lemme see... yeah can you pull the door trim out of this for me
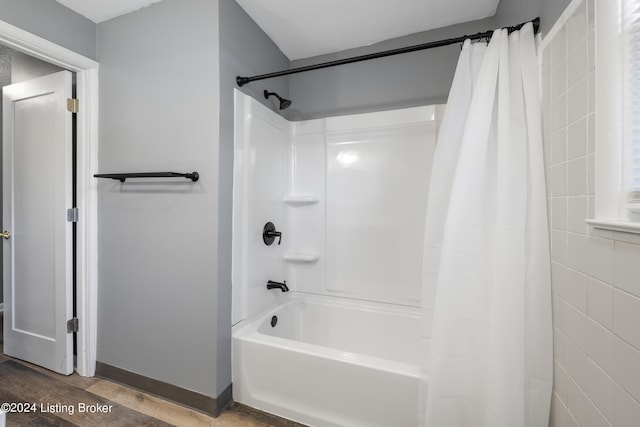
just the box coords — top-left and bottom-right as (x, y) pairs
(0, 20), (98, 376)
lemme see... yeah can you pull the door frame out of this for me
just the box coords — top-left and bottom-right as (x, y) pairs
(0, 20), (98, 376)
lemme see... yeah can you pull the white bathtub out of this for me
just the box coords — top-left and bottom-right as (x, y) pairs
(232, 293), (421, 427)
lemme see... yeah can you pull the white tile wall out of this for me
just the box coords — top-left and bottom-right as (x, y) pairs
(542, 0), (640, 425)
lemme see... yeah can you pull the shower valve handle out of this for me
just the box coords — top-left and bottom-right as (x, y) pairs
(263, 222), (282, 245)
(265, 230), (282, 245)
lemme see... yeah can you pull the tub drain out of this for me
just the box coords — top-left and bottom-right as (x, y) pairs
(270, 315), (278, 327)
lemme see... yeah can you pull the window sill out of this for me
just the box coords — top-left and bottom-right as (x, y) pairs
(585, 219), (640, 234)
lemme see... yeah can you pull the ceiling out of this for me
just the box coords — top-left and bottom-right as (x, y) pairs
(55, 0), (164, 23)
(56, 0), (501, 60)
(234, 0), (500, 60)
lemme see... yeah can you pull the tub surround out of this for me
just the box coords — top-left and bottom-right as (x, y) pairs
(232, 90), (442, 325)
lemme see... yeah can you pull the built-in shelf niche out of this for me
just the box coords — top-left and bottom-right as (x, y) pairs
(283, 251), (320, 262)
(283, 195), (320, 206)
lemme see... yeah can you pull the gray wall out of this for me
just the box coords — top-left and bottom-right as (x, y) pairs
(96, 0), (221, 398)
(0, 0), (96, 60)
(495, 0), (570, 34)
(286, 0), (567, 121)
(217, 0), (289, 394)
(10, 50), (64, 83)
(495, 0), (544, 29)
(288, 17), (496, 120)
(219, 0), (289, 117)
(0, 46), (10, 86)
(540, 0), (572, 33)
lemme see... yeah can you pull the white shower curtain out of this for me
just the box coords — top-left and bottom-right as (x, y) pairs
(421, 22), (552, 427)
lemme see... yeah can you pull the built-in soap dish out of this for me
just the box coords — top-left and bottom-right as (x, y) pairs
(283, 195), (320, 206)
(283, 251), (320, 263)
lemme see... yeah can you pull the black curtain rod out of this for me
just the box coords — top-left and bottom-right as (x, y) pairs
(237, 17), (540, 87)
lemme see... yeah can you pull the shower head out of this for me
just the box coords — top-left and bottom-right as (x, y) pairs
(264, 90), (292, 110)
(279, 97), (292, 110)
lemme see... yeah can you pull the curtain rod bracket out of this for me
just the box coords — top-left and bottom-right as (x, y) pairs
(236, 76), (250, 87)
(532, 17), (540, 34)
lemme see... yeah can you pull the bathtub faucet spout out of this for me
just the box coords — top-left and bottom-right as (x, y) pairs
(267, 280), (289, 292)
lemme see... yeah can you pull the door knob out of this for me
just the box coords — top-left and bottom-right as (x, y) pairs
(1, 230), (10, 239)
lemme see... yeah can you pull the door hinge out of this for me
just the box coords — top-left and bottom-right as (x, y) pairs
(66, 318), (79, 333)
(67, 207), (79, 223)
(67, 98), (79, 113)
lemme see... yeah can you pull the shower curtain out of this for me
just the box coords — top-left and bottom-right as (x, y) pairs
(421, 22), (552, 427)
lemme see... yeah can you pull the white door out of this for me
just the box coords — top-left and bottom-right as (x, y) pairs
(2, 70), (74, 375)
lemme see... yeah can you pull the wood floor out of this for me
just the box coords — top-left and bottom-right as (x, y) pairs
(0, 316), (306, 427)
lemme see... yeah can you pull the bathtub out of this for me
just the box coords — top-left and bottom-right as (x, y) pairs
(232, 292), (421, 427)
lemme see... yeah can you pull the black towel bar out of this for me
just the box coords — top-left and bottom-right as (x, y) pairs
(94, 171), (199, 182)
